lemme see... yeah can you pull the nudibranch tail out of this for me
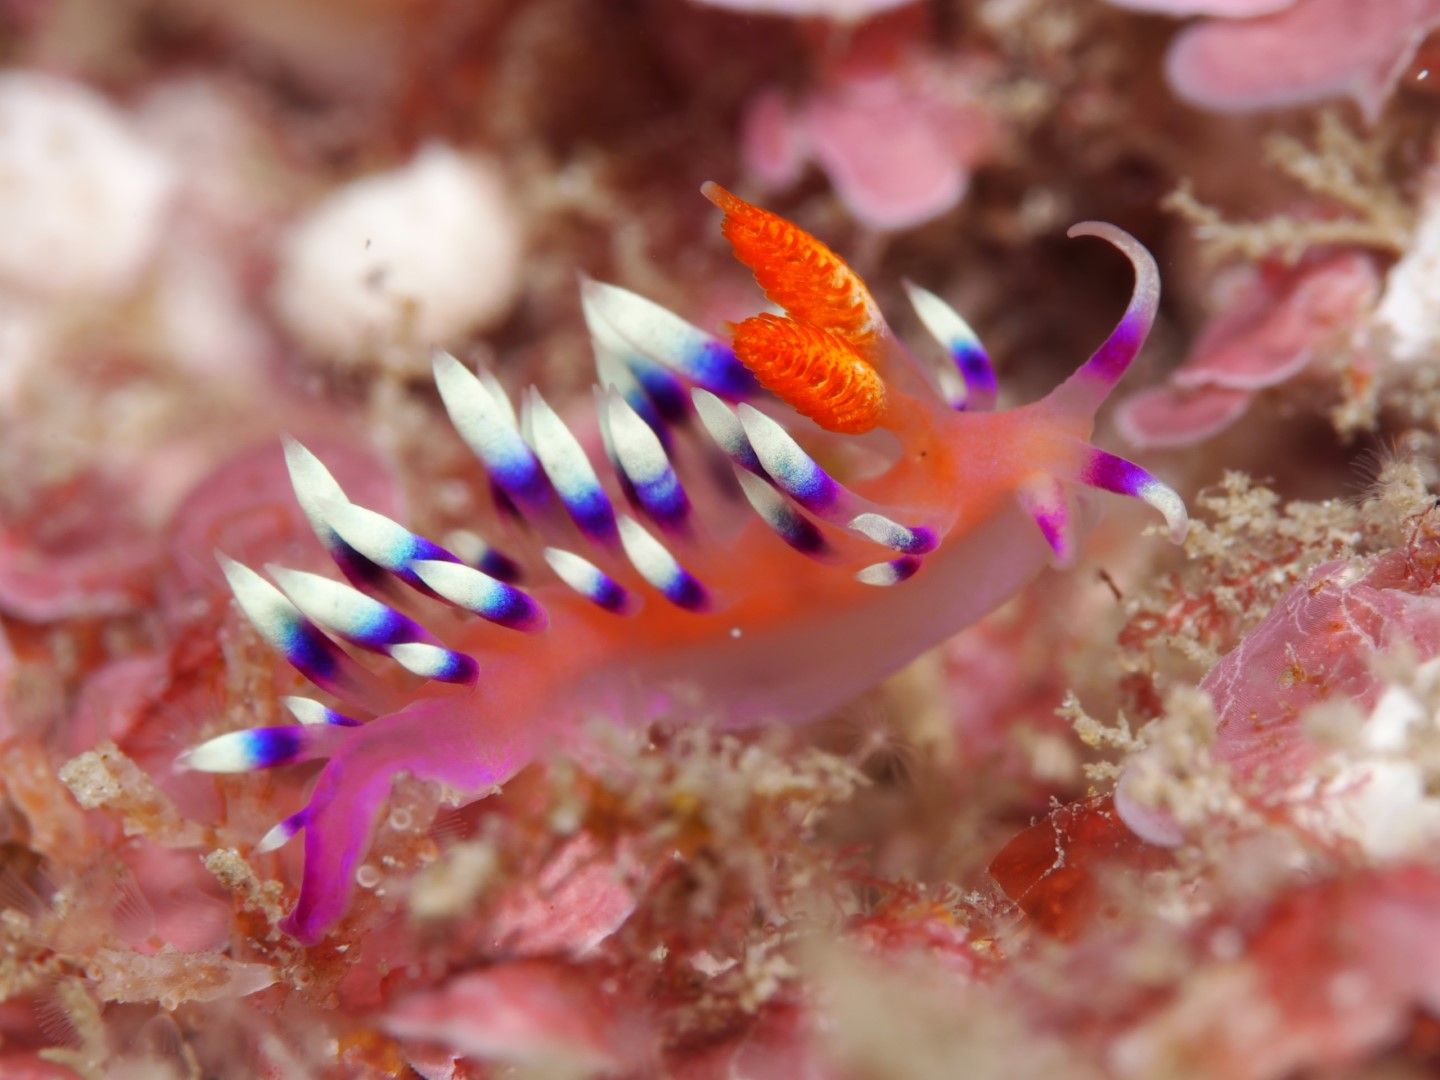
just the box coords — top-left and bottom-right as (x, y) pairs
(276, 698), (528, 943)
(1046, 221), (1161, 422)
(730, 313), (888, 435)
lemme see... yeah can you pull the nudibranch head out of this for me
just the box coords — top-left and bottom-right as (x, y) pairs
(180, 183), (1187, 944)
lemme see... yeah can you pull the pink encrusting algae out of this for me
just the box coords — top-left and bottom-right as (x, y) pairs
(1105, 0), (1440, 121)
(178, 184), (1186, 943)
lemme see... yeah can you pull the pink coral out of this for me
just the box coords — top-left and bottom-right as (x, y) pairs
(384, 961), (655, 1072)
(740, 13), (998, 230)
(1116, 252), (1379, 448)
(1206, 546), (1440, 785)
(0, 473), (158, 623)
(1111, 0), (1440, 121)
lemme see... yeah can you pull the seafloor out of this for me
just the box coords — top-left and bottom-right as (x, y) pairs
(5, 1), (1440, 1077)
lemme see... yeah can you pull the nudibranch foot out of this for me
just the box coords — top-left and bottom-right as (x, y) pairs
(181, 184), (1187, 942)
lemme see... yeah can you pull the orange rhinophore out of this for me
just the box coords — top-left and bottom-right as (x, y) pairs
(702, 181), (881, 346)
(731, 313), (888, 434)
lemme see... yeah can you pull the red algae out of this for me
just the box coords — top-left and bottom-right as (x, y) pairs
(990, 796), (1170, 939)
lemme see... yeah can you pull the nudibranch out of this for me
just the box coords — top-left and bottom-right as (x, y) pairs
(180, 184), (1186, 942)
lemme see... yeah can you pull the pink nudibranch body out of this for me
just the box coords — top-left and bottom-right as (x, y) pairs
(181, 186), (1186, 942)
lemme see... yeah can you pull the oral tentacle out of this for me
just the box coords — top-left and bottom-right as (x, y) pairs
(1047, 222), (1161, 421)
(1062, 440), (1189, 543)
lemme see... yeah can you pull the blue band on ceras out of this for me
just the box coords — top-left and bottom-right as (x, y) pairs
(521, 388), (618, 543)
(543, 547), (634, 613)
(581, 283), (677, 441)
(904, 282), (997, 412)
(595, 349), (669, 447)
(443, 528), (523, 584)
(442, 528), (522, 583)
(845, 513), (937, 556)
(284, 696), (362, 727)
(255, 810), (307, 854)
(218, 555), (354, 693)
(411, 559), (548, 632)
(270, 566), (427, 652)
(388, 642), (479, 684)
(627, 354), (691, 422)
(599, 390), (690, 532)
(736, 405), (846, 516)
(581, 279), (758, 401)
(180, 724), (308, 772)
(433, 351), (549, 510)
(736, 471), (828, 557)
(855, 556), (922, 587)
(692, 389), (764, 477)
(315, 499), (463, 595)
(282, 438), (387, 587)
(616, 515), (707, 611)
